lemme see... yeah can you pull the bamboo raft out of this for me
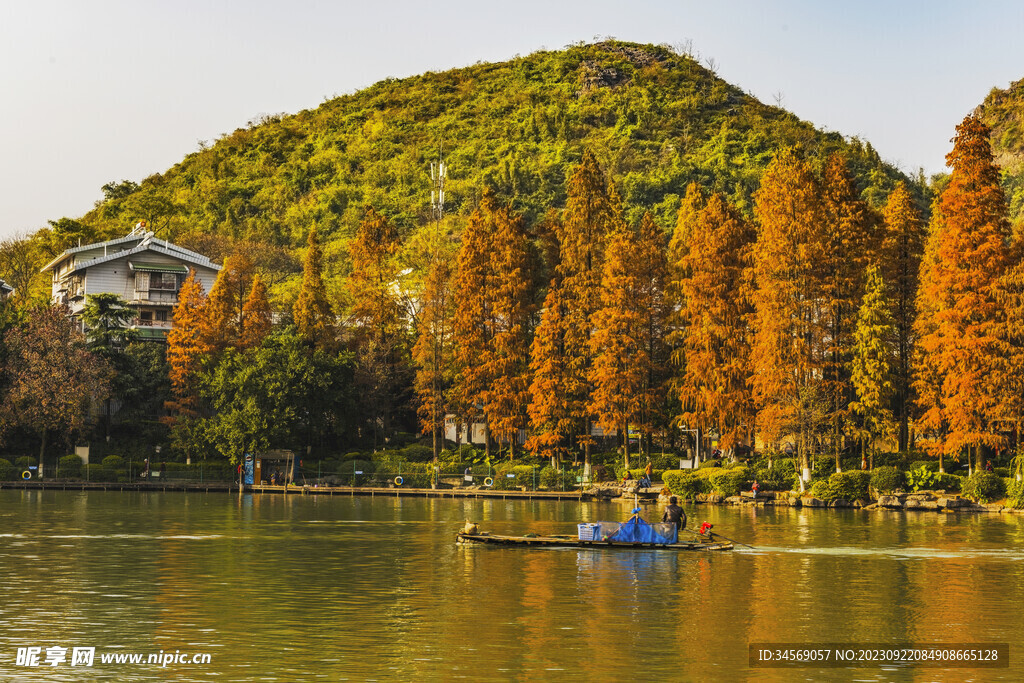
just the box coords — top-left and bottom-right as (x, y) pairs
(456, 532), (734, 551)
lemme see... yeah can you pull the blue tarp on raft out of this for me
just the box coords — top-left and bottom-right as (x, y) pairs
(608, 516), (677, 544)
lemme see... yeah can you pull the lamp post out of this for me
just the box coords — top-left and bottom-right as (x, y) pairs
(680, 427), (700, 468)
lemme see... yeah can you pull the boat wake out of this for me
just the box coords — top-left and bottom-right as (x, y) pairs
(741, 546), (1024, 560)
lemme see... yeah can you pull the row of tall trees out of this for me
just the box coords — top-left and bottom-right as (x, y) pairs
(398, 115), (1024, 481)
(4, 114), (1018, 477)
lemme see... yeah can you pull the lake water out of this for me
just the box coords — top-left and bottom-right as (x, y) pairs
(1, 489), (1023, 681)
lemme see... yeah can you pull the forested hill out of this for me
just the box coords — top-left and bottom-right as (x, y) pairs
(977, 77), (1024, 220)
(64, 41), (908, 292)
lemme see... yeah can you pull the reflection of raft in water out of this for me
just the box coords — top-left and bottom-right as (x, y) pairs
(457, 514), (734, 551)
(456, 532), (733, 551)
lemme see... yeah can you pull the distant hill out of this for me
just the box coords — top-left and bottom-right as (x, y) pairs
(67, 41), (910, 287)
(976, 78), (1024, 220)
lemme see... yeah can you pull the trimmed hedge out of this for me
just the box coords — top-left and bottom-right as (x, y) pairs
(58, 455), (83, 477)
(961, 473), (1006, 503)
(102, 455), (126, 468)
(870, 466), (904, 495)
(0, 458), (14, 481)
(662, 470), (708, 499)
(703, 466), (750, 497)
(809, 471), (871, 502)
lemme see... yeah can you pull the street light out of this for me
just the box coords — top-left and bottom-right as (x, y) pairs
(679, 427), (700, 468)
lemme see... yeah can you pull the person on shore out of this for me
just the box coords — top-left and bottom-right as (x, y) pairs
(142, 459), (150, 480)
(622, 470), (632, 486)
(641, 461), (653, 488)
(986, 461), (994, 473)
(751, 479), (759, 499)
(662, 496), (687, 540)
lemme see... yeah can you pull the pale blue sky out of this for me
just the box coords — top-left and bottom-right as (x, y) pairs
(2, 0), (1023, 239)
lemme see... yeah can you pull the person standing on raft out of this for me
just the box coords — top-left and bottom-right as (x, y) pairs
(662, 496), (687, 534)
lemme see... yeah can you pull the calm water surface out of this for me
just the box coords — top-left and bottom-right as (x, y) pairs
(1, 490), (1023, 681)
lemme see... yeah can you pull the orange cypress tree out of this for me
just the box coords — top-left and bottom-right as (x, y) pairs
(527, 280), (573, 464)
(165, 269), (209, 417)
(676, 194), (755, 457)
(820, 153), (876, 470)
(412, 258), (455, 461)
(451, 196), (497, 456)
(751, 148), (829, 486)
(484, 204), (535, 458)
(556, 150), (614, 470)
(666, 183), (706, 450)
(995, 252), (1024, 464)
(634, 212), (670, 454)
(293, 226), (335, 349)
(880, 181), (925, 452)
(204, 252), (256, 352)
(348, 206), (407, 447)
(589, 221), (646, 469)
(239, 274), (272, 350)
(914, 115), (1012, 471)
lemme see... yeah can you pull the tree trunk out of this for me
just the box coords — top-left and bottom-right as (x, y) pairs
(623, 422), (631, 472)
(38, 430), (47, 481)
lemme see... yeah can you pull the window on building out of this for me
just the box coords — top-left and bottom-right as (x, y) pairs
(150, 273), (178, 290)
(156, 310), (168, 322)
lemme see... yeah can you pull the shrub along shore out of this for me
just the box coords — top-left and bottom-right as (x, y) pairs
(657, 452), (1024, 512)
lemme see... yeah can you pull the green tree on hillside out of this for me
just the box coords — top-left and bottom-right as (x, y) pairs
(849, 266), (895, 469)
(293, 227), (335, 349)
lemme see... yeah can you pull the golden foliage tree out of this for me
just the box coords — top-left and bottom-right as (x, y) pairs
(589, 211), (669, 468)
(820, 154), (876, 470)
(527, 281), (573, 464)
(164, 270), (209, 456)
(204, 252), (256, 352)
(751, 148), (829, 486)
(239, 274), (272, 350)
(451, 197), (497, 455)
(553, 150), (615, 470)
(348, 206), (407, 447)
(914, 115), (1013, 471)
(880, 181), (925, 452)
(451, 193), (534, 458)
(413, 258), (455, 461)
(589, 222), (646, 469)
(674, 194), (755, 458)
(484, 203), (535, 457)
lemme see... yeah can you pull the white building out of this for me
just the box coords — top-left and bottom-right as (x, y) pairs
(40, 226), (220, 340)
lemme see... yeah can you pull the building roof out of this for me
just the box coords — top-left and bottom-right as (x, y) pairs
(0, 279), (12, 294)
(40, 231), (221, 275)
(129, 261), (190, 274)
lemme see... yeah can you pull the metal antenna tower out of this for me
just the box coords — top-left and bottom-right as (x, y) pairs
(430, 149), (446, 226)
